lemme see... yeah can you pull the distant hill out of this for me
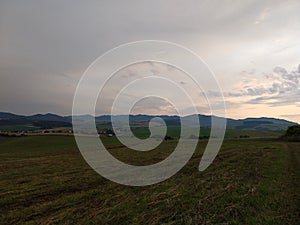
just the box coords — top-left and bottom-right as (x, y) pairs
(27, 113), (66, 121)
(0, 112), (25, 119)
(0, 112), (71, 131)
(95, 114), (297, 131)
(0, 112), (297, 132)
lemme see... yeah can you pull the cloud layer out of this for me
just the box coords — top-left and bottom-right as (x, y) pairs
(0, 0), (299, 122)
(226, 65), (300, 106)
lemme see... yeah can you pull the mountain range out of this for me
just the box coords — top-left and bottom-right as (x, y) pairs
(0, 112), (298, 132)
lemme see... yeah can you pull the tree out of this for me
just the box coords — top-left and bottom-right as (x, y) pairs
(282, 125), (300, 141)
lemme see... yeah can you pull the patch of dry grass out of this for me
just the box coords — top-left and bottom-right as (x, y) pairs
(0, 136), (299, 224)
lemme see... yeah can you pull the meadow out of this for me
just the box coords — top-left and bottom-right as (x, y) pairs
(0, 135), (299, 224)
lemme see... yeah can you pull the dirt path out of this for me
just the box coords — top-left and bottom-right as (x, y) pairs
(282, 141), (300, 221)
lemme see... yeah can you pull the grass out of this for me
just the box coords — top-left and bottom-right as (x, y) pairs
(129, 126), (283, 139)
(0, 125), (39, 132)
(0, 135), (299, 224)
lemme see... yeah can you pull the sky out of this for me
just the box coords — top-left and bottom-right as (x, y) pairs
(0, 0), (300, 123)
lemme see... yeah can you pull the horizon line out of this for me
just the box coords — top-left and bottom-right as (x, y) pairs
(1, 111), (299, 124)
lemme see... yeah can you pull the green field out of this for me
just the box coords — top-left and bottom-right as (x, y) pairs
(128, 126), (283, 139)
(0, 125), (39, 132)
(0, 136), (299, 224)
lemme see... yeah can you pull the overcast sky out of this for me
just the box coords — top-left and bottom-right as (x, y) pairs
(1, 0), (300, 122)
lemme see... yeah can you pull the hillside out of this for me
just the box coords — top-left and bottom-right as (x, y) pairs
(0, 112), (297, 132)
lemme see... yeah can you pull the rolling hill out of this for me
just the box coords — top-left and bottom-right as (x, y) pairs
(0, 112), (297, 132)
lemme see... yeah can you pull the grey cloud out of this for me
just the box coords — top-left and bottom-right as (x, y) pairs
(227, 64), (300, 108)
(246, 92), (300, 107)
(280, 114), (300, 118)
(273, 66), (287, 75)
(130, 97), (177, 115)
(228, 64), (300, 97)
(1, 0), (300, 115)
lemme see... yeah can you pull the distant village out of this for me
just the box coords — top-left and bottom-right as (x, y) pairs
(0, 128), (118, 137)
